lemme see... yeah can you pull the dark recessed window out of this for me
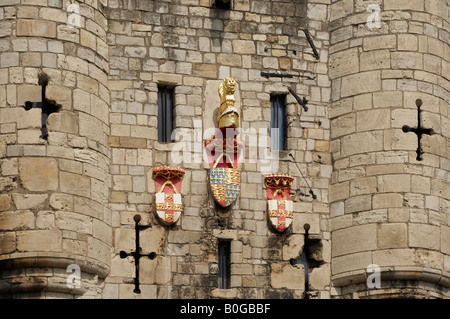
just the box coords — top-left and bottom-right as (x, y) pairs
(157, 86), (175, 143)
(214, 0), (231, 9)
(218, 240), (231, 289)
(270, 95), (286, 150)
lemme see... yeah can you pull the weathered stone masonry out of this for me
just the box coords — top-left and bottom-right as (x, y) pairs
(0, 0), (448, 299)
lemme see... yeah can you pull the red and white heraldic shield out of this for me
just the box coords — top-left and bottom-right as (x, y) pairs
(264, 174), (295, 233)
(152, 166), (185, 225)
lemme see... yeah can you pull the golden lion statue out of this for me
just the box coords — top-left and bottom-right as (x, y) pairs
(217, 77), (239, 129)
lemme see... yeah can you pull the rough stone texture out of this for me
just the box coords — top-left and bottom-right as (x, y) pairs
(0, 0), (112, 298)
(0, 0), (448, 300)
(329, 0), (450, 299)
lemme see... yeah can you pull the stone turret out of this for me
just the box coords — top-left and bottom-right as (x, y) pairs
(329, 0), (450, 298)
(0, 0), (111, 297)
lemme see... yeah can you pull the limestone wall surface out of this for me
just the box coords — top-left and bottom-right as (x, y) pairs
(0, 0), (448, 300)
(329, 0), (450, 298)
(104, 0), (332, 299)
(0, 0), (112, 298)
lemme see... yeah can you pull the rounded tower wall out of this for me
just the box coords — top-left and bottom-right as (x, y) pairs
(329, 0), (450, 298)
(0, 0), (111, 297)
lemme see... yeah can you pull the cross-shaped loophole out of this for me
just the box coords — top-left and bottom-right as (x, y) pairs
(22, 73), (61, 140)
(401, 99), (434, 161)
(119, 214), (156, 294)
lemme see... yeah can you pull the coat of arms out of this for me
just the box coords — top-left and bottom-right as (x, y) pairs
(264, 174), (295, 232)
(205, 78), (242, 208)
(152, 166), (185, 225)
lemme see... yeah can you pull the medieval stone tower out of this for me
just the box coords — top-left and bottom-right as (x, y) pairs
(0, 0), (448, 300)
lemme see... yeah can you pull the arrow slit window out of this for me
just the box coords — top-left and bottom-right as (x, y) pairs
(218, 240), (231, 289)
(157, 86), (175, 143)
(270, 94), (287, 150)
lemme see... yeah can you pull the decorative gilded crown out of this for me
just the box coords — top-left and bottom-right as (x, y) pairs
(264, 174), (294, 189)
(152, 166), (185, 180)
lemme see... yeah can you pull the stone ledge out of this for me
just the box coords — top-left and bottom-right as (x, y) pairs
(332, 267), (450, 288)
(0, 252), (110, 279)
(210, 288), (238, 299)
(0, 274), (87, 296)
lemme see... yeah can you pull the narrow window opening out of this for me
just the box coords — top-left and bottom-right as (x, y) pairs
(157, 86), (175, 143)
(270, 94), (287, 150)
(218, 240), (231, 289)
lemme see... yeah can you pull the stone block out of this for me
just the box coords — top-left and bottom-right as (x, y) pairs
(193, 64), (218, 79)
(360, 50), (391, 72)
(411, 175), (430, 194)
(232, 40), (256, 54)
(442, 227), (450, 255)
(384, 0), (424, 10)
(0, 210), (35, 231)
(139, 226), (166, 255)
(341, 71), (381, 97)
(36, 211), (56, 229)
(372, 248), (416, 267)
(384, 129), (417, 152)
(292, 213), (320, 235)
(0, 194), (11, 211)
(79, 112), (104, 144)
(341, 131), (383, 158)
(17, 19), (56, 38)
(330, 26), (352, 44)
(87, 236), (111, 265)
(391, 52), (423, 70)
(332, 251), (372, 275)
(363, 35), (396, 51)
(409, 223), (440, 250)
(390, 108), (418, 129)
(1, 158), (18, 176)
(56, 211), (92, 234)
(17, 230), (62, 252)
(47, 112), (78, 134)
(373, 193), (403, 209)
(12, 193), (48, 210)
(46, 85), (72, 110)
(373, 91), (402, 109)
(378, 223), (407, 249)
(19, 157), (58, 191)
(329, 181), (350, 202)
(378, 174), (411, 193)
(344, 195), (371, 213)
(330, 113), (355, 139)
(329, 48), (359, 79)
(270, 262), (305, 290)
(0, 232), (15, 254)
(398, 34), (418, 51)
(357, 109), (391, 132)
(350, 177), (377, 196)
(309, 263), (330, 290)
(119, 137), (147, 149)
(330, 0), (353, 20)
(282, 235), (304, 260)
(60, 171), (91, 198)
(332, 224), (377, 257)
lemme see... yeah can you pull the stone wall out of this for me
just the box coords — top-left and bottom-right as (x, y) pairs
(103, 0), (332, 299)
(329, 0), (450, 298)
(0, 0), (448, 300)
(0, 0), (111, 297)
